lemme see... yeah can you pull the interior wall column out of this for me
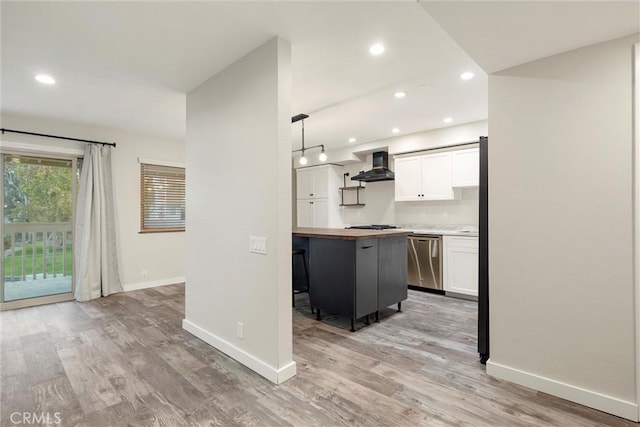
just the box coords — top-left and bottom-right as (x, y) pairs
(183, 37), (295, 384)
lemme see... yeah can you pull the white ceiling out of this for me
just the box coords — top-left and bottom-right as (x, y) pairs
(420, 1), (640, 74)
(2, 2), (636, 152)
(1, 2), (486, 149)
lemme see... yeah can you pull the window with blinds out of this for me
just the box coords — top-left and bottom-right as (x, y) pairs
(140, 162), (185, 233)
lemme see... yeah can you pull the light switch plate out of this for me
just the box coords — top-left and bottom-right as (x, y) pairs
(237, 322), (244, 339)
(249, 236), (267, 255)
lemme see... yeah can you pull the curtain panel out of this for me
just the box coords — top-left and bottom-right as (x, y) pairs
(74, 145), (122, 301)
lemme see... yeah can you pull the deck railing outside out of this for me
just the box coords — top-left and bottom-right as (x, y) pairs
(3, 222), (73, 282)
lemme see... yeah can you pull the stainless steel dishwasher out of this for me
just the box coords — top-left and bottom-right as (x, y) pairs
(407, 234), (443, 291)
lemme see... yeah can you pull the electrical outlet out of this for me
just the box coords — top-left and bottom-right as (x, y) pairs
(142, 269), (148, 278)
(237, 322), (244, 339)
(249, 236), (267, 255)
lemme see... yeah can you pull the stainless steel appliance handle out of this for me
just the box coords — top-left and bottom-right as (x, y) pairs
(409, 238), (422, 284)
(428, 241), (438, 288)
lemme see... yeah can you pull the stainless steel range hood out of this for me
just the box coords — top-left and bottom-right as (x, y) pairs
(351, 151), (395, 182)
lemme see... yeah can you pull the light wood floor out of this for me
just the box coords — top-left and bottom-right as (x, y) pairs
(0, 284), (634, 426)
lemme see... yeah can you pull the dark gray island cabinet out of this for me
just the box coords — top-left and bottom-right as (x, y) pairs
(292, 227), (410, 331)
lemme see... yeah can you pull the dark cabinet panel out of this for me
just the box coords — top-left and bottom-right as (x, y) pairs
(355, 239), (378, 318)
(378, 236), (408, 309)
(308, 238), (355, 317)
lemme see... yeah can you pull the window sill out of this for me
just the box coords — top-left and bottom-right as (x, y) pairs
(139, 229), (185, 234)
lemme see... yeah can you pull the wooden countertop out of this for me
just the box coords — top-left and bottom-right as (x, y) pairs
(293, 227), (412, 240)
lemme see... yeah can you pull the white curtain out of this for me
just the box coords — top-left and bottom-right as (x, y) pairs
(74, 144), (123, 301)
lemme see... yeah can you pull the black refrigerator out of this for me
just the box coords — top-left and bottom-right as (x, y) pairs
(478, 136), (489, 364)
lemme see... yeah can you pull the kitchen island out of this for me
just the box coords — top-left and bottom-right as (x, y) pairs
(292, 227), (410, 331)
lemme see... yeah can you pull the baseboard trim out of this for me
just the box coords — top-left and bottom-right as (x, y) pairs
(182, 318), (296, 385)
(486, 361), (639, 421)
(123, 276), (185, 292)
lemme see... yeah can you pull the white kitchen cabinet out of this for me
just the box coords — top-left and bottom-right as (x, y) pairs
(296, 165), (342, 228)
(394, 152), (456, 201)
(296, 166), (329, 199)
(421, 152), (455, 200)
(297, 199), (328, 228)
(394, 156), (422, 201)
(443, 236), (478, 297)
(452, 148), (479, 187)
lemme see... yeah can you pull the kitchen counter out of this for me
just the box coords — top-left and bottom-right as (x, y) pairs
(293, 227), (412, 240)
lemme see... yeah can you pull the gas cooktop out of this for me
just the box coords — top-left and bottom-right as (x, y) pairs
(347, 224), (398, 230)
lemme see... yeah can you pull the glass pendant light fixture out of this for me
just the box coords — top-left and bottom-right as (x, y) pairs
(292, 113), (326, 164)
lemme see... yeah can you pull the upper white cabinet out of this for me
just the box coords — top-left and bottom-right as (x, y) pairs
(394, 157), (422, 201)
(394, 145), (479, 201)
(443, 236), (478, 297)
(394, 152), (456, 201)
(451, 148), (479, 187)
(421, 152), (455, 200)
(296, 167), (329, 200)
(296, 165), (342, 228)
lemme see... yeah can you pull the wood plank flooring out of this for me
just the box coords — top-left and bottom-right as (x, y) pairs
(0, 284), (634, 426)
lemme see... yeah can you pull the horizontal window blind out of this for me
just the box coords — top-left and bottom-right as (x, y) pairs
(140, 163), (185, 232)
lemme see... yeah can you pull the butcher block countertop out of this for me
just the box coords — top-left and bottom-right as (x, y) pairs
(292, 227), (412, 240)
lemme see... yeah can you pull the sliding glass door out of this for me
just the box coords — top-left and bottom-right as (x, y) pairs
(1, 153), (78, 309)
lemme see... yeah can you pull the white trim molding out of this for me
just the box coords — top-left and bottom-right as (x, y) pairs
(487, 361), (639, 421)
(634, 41), (640, 422)
(122, 276), (186, 292)
(182, 318), (296, 385)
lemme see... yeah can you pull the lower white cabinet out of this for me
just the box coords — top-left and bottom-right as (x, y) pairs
(297, 199), (329, 228)
(443, 236), (478, 297)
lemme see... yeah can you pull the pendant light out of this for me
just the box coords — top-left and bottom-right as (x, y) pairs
(292, 113), (326, 164)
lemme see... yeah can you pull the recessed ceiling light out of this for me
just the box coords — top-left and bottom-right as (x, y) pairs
(443, 117), (453, 123)
(369, 43), (385, 56)
(348, 137), (357, 143)
(394, 91), (407, 99)
(392, 127), (400, 134)
(460, 72), (474, 81)
(35, 74), (55, 85)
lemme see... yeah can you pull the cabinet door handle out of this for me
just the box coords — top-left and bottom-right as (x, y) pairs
(310, 202), (314, 204)
(310, 193), (314, 196)
(361, 245), (373, 249)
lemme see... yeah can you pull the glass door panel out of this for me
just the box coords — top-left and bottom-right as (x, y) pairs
(2, 154), (76, 305)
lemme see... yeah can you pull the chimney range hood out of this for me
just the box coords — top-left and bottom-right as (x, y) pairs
(351, 151), (394, 182)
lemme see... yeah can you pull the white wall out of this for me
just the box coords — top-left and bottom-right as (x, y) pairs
(184, 37), (295, 384)
(0, 112), (186, 290)
(487, 34), (639, 421)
